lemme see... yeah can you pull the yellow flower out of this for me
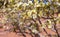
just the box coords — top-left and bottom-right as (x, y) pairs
(38, 11), (43, 17)
(36, 4), (41, 7)
(48, 25), (52, 28)
(48, 20), (51, 24)
(47, 20), (52, 28)
(27, 11), (32, 17)
(32, 9), (37, 14)
(58, 14), (60, 17)
(40, 2), (45, 7)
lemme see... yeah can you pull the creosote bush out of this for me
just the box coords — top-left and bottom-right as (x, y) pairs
(0, 0), (60, 37)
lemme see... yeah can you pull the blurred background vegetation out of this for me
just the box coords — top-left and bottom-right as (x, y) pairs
(0, 0), (60, 37)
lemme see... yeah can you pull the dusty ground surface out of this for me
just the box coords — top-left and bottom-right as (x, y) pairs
(0, 22), (60, 37)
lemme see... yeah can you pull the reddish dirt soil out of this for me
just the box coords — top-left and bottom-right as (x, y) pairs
(0, 27), (59, 37)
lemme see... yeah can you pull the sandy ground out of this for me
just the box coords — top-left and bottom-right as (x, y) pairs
(0, 27), (59, 37)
